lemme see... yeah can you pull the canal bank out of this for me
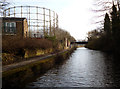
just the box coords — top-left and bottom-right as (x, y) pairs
(2, 47), (76, 89)
(26, 47), (120, 88)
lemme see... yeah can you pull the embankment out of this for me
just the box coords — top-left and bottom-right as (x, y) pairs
(2, 47), (76, 89)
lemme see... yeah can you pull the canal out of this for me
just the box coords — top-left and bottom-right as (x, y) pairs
(26, 47), (120, 88)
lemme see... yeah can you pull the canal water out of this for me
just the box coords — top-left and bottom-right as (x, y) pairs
(26, 47), (120, 88)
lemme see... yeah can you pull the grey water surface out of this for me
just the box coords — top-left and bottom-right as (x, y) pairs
(27, 47), (120, 88)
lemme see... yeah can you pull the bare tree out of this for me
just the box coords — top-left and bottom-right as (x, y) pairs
(92, 0), (114, 25)
(55, 28), (75, 42)
(91, 0), (120, 31)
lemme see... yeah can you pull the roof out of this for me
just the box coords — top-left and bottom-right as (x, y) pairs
(1, 17), (26, 21)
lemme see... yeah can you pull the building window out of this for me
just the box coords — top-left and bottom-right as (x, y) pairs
(5, 22), (16, 34)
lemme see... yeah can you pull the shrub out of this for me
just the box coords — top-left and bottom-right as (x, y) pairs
(2, 36), (25, 54)
(24, 38), (53, 50)
(2, 36), (54, 55)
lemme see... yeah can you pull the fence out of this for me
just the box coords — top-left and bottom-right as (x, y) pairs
(3, 6), (58, 37)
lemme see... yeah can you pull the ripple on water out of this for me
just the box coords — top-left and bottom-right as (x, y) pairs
(26, 47), (120, 88)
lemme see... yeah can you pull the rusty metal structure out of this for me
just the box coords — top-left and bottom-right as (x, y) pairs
(3, 6), (58, 37)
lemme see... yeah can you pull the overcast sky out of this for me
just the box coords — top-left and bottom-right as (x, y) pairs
(8, 0), (95, 40)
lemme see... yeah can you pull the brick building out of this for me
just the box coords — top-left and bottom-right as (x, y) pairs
(2, 17), (28, 38)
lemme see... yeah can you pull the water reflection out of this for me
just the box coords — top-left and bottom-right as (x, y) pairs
(27, 47), (119, 88)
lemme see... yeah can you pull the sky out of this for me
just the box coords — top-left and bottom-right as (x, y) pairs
(8, 0), (95, 40)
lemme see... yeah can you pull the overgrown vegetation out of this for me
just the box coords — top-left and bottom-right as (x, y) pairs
(2, 36), (54, 65)
(2, 27), (76, 65)
(2, 36), (53, 53)
(86, 1), (120, 55)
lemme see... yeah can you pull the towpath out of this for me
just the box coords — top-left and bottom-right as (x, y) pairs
(2, 49), (68, 72)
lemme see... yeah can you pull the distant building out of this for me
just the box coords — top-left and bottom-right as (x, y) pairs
(2, 17), (28, 38)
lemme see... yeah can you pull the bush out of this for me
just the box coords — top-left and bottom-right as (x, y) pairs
(2, 36), (53, 55)
(2, 36), (25, 54)
(86, 36), (114, 52)
(24, 38), (53, 50)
